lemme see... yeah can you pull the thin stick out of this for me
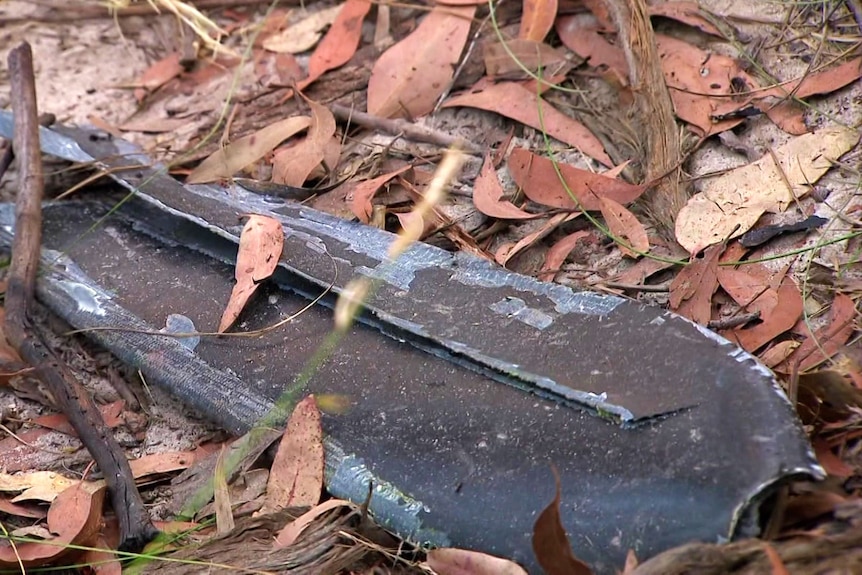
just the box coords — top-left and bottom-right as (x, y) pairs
(330, 103), (484, 155)
(5, 42), (157, 552)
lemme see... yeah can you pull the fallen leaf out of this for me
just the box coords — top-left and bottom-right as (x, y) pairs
(272, 97), (336, 186)
(127, 451), (198, 480)
(648, 2), (723, 37)
(367, 5), (476, 118)
(0, 496), (47, 519)
(598, 197), (649, 258)
(495, 212), (578, 266)
(299, 0), (372, 90)
(507, 148), (643, 210)
(273, 499), (356, 548)
(812, 439), (854, 478)
(254, 50), (303, 88)
(218, 215), (285, 333)
(763, 543), (791, 575)
(260, 395), (324, 513)
(0, 483), (105, 568)
(445, 84), (612, 167)
(80, 534), (121, 575)
(519, 0), (558, 42)
(539, 230), (591, 282)
(483, 39), (568, 79)
(656, 34), (758, 136)
(427, 547), (528, 575)
(783, 293), (857, 372)
(669, 244), (723, 325)
(134, 52), (183, 102)
(213, 446), (234, 534)
(263, 5), (343, 54)
(532, 466), (593, 575)
(349, 165), (412, 223)
(722, 276), (803, 353)
(622, 550), (639, 574)
(759, 340), (799, 368)
(675, 127), (859, 254)
(0, 471), (79, 503)
(187, 116), (311, 184)
(34, 400), (126, 436)
(473, 153), (534, 219)
(556, 15), (628, 84)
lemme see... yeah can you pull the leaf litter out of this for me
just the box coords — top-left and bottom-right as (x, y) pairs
(6, 0), (862, 573)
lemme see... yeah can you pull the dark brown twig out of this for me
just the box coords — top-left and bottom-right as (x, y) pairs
(706, 311), (761, 331)
(330, 103), (484, 155)
(5, 42), (157, 552)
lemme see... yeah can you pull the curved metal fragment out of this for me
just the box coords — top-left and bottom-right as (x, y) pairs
(0, 113), (823, 574)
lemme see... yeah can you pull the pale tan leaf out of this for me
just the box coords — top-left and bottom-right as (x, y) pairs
(262, 5), (343, 54)
(427, 547), (528, 575)
(494, 212), (579, 266)
(272, 97), (337, 186)
(187, 116), (311, 184)
(675, 127), (859, 254)
(598, 197), (649, 258)
(0, 471), (79, 503)
(367, 5), (475, 118)
(214, 446), (234, 534)
(219, 215), (285, 333)
(261, 395), (324, 513)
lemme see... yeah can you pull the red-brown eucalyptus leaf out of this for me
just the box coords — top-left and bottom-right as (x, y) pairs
(598, 197), (649, 258)
(272, 97), (336, 186)
(349, 165), (412, 223)
(299, 0), (372, 90)
(532, 467), (593, 575)
(473, 153), (533, 219)
(367, 5), (475, 118)
(519, 0), (558, 41)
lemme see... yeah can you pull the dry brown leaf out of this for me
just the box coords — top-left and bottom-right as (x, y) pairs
(0, 483), (105, 568)
(218, 215), (285, 333)
(519, 0), (558, 41)
(299, 0), (371, 90)
(427, 547), (528, 575)
(273, 499), (357, 548)
(349, 165), (412, 223)
(127, 451), (198, 480)
(263, 5), (343, 54)
(473, 153), (533, 219)
(782, 293), (858, 372)
(367, 5), (475, 118)
(214, 446), (235, 534)
(495, 212), (578, 266)
(763, 543), (791, 575)
(445, 84), (612, 167)
(556, 15), (628, 85)
(0, 496), (46, 519)
(507, 148), (643, 210)
(675, 127), (859, 254)
(80, 534), (121, 575)
(598, 197), (649, 258)
(187, 116), (311, 184)
(669, 244), (722, 325)
(539, 230), (591, 282)
(759, 341), (800, 368)
(483, 39), (567, 79)
(648, 1), (723, 37)
(272, 97), (336, 186)
(34, 400), (125, 435)
(261, 395), (324, 513)
(134, 52), (183, 102)
(656, 34), (757, 136)
(722, 276), (803, 353)
(812, 439), (855, 478)
(532, 467), (593, 575)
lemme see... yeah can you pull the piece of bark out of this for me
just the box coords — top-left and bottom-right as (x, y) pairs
(4, 41), (157, 552)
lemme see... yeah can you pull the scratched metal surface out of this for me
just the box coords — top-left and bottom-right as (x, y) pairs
(0, 113), (824, 573)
